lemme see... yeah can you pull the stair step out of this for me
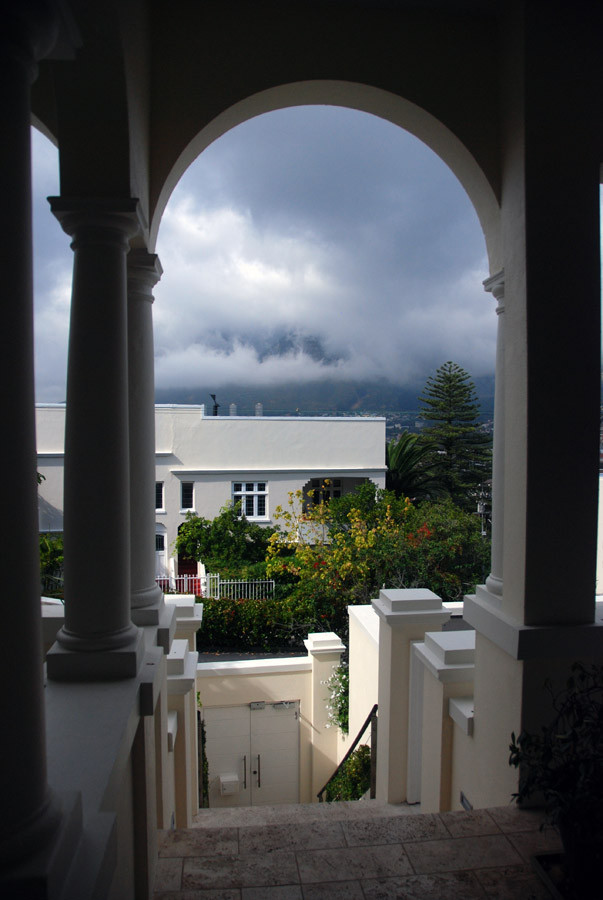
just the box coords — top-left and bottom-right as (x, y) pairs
(191, 799), (421, 829)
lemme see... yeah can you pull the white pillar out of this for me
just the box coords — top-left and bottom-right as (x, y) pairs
(0, 1), (64, 874)
(373, 588), (450, 804)
(127, 250), (165, 622)
(481, 270), (505, 601)
(304, 632), (345, 800)
(46, 198), (144, 680)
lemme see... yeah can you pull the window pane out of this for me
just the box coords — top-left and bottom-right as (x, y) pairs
(257, 482), (266, 492)
(245, 496), (254, 516)
(245, 482), (254, 492)
(182, 482), (194, 508)
(155, 534), (165, 551)
(155, 482), (163, 509)
(257, 495), (266, 516)
(234, 483), (242, 492)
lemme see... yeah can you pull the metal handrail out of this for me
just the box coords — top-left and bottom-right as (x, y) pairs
(317, 703), (378, 802)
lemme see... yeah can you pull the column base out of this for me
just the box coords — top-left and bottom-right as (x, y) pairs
(484, 573), (503, 598)
(0, 791), (82, 900)
(131, 585), (165, 625)
(46, 627), (144, 681)
(465, 590), (603, 660)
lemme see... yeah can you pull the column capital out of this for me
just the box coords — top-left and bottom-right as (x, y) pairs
(128, 249), (163, 301)
(1, 0), (60, 80)
(48, 197), (142, 247)
(483, 269), (505, 311)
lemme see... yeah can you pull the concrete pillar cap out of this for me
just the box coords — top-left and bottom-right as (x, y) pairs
(304, 632), (345, 654)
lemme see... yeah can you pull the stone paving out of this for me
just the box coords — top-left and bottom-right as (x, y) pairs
(154, 801), (560, 899)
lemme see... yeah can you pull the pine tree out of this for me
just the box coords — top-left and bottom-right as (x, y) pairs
(418, 361), (491, 509)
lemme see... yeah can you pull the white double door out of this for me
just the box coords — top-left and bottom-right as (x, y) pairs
(203, 701), (300, 807)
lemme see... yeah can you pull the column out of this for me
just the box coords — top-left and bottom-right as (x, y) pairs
(304, 632), (345, 800)
(479, 270), (505, 602)
(46, 198), (144, 681)
(128, 250), (164, 622)
(0, 0), (63, 874)
(373, 588), (450, 804)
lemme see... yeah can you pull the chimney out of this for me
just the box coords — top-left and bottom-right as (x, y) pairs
(255, 402), (263, 417)
(229, 403), (237, 416)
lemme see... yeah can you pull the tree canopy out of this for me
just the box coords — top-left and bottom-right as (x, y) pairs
(175, 503), (276, 575)
(385, 430), (445, 501)
(266, 482), (490, 635)
(418, 361), (491, 509)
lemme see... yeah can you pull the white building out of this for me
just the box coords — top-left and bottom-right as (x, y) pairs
(37, 404), (386, 579)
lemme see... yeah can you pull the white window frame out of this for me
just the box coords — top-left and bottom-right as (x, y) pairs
(180, 481), (195, 512)
(232, 481), (268, 520)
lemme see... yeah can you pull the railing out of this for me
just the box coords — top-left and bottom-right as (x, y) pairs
(41, 573), (64, 600)
(156, 574), (203, 595)
(317, 703), (378, 802)
(155, 573), (275, 598)
(205, 573), (275, 600)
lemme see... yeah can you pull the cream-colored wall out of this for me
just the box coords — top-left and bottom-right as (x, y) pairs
(420, 673), (474, 814)
(450, 722), (475, 812)
(36, 408), (67, 532)
(36, 406), (66, 451)
(348, 605), (379, 743)
(456, 635), (522, 809)
(156, 409), (386, 471)
(196, 662), (313, 803)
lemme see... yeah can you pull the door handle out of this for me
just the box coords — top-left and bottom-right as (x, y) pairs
(243, 754), (247, 789)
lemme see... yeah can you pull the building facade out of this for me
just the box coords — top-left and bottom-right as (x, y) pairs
(37, 404), (386, 579)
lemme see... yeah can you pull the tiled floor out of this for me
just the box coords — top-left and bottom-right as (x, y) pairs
(154, 802), (560, 899)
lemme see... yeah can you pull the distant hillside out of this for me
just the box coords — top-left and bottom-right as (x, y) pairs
(155, 376), (495, 419)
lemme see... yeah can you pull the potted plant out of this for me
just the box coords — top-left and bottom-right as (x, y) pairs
(509, 662), (603, 898)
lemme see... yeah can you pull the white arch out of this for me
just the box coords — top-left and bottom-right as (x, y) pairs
(150, 80), (501, 270)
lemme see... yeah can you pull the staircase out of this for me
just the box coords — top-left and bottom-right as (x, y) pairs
(154, 802), (560, 897)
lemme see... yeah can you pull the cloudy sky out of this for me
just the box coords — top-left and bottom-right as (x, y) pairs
(32, 105), (497, 403)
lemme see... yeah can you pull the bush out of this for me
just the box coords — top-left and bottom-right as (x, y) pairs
(197, 594), (318, 652)
(325, 745), (371, 802)
(40, 532), (64, 597)
(324, 662), (349, 733)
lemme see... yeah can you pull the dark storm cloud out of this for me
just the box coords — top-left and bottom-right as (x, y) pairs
(32, 107), (499, 401)
(153, 106), (495, 388)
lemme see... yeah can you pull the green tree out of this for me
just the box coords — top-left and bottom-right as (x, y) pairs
(419, 361), (491, 509)
(403, 498), (490, 601)
(40, 532), (64, 597)
(175, 503), (276, 575)
(268, 483), (489, 622)
(385, 431), (445, 501)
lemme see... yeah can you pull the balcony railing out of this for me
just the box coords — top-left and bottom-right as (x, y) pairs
(155, 573), (275, 599)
